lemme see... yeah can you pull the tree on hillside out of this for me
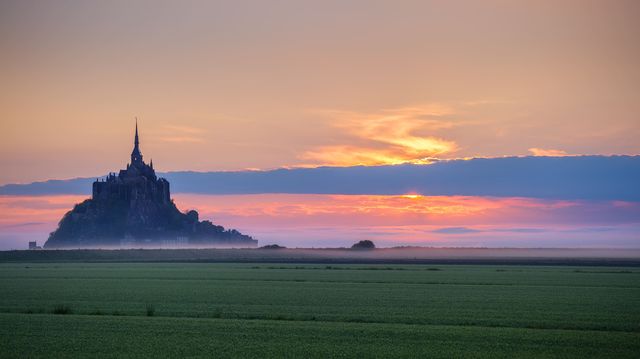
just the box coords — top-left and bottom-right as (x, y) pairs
(260, 244), (286, 249)
(351, 240), (376, 250)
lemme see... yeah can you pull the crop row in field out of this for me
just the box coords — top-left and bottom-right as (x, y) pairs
(2, 313), (640, 358)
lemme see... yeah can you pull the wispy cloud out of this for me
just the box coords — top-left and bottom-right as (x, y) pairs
(157, 124), (206, 143)
(0, 221), (45, 229)
(161, 125), (205, 134)
(158, 136), (204, 143)
(301, 104), (458, 166)
(528, 148), (569, 157)
(432, 227), (481, 234)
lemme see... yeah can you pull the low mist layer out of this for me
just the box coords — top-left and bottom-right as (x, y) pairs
(1, 193), (638, 250)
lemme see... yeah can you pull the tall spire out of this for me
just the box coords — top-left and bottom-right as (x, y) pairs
(131, 118), (143, 165)
(134, 117), (139, 148)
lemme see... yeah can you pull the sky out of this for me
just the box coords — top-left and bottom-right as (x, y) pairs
(1, 0), (639, 184)
(0, 1), (639, 249)
(1, 193), (639, 249)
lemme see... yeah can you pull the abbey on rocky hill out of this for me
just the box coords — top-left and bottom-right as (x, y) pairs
(44, 122), (257, 248)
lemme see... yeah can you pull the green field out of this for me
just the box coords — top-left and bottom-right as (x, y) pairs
(1, 262), (639, 358)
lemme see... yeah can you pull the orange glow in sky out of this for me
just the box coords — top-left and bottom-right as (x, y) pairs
(1, 194), (638, 249)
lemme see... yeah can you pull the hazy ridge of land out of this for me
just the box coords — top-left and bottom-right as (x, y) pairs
(2, 247), (640, 266)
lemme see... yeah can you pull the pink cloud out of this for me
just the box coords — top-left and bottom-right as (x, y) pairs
(1, 194), (638, 249)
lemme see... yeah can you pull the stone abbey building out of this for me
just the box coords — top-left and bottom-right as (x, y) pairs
(92, 123), (170, 205)
(45, 123), (257, 248)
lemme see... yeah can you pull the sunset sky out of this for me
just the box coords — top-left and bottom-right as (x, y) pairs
(0, 1), (639, 249)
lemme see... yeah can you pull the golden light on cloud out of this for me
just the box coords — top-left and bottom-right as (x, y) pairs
(528, 148), (569, 157)
(301, 146), (437, 167)
(302, 104), (458, 166)
(401, 194), (422, 199)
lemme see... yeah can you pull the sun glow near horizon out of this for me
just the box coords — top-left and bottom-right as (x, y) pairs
(2, 193), (638, 249)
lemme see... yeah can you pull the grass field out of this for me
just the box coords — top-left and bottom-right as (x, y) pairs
(1, 262), (639, 358)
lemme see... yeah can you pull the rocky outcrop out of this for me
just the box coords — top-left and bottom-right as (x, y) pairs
(45, 195), (256, 248)
(44, 124), (257, 248)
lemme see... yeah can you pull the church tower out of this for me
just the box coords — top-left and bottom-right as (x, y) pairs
(131, 120), (143, 166)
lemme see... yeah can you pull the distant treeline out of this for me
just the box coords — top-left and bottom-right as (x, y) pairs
(2, 248), (640, 266)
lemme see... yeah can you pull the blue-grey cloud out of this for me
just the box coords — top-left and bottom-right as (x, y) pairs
(432, 227), (482, 234)
(1, 156), (638, 201)
(494, 228), (549, 233)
